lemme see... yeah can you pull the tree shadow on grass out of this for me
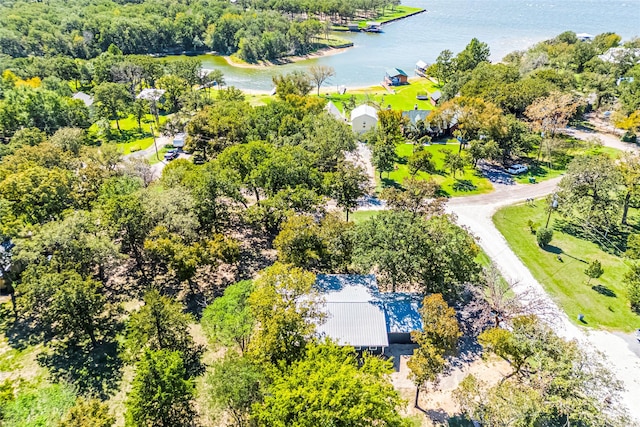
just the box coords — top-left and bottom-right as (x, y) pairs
(381, 177), (402, 189)
(542, 245), (587, 263)
(592, 284), (617, 298)
(38, 340), (123, 399)
(452, 179), (477, 192)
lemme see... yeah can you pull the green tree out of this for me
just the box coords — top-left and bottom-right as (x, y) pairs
(93, 82), (132, 132)
(273, 71), (313, 99)
(380, 178), (444, 217)
(625, 263), (640, 313)
(619, 152), (640, 225)
(60, 397), (115, 427)
(372, 137), (397, 179)
(205, 353), (263, 427)
(125, 349), (195, 427)
(253, 343), (410, 427)
(408, 294), (461, 406)
(125, 289), (204, 376)
(407, 147), (435, 176)
(323, 161), (369, 221)
(536, 227), (553, 248)
(584, 259), (604, 285)
(201, 280), (254, 353)
(157, 75), (189, 113)
(442, 149), (467, 178)
(274, 215), (325, 270)
(455, 38), (491, 72)
(557, 154), (623, 232)
(248, 262), (320, 366)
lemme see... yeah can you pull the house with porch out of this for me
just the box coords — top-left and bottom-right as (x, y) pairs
(314, 275), (423, 353)
(385, 68), (409, 86)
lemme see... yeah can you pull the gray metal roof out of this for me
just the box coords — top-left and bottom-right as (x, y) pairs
(317, 302), (389, 347)
(136, 88), (165, 101)
(315, 275), (422, 347)
(72, 92), (93, 107)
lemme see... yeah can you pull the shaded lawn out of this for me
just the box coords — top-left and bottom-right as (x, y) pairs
(513, 143), (623, 184)
(322, 77), (440, 112)
(89, 114), (167, 155)
(493, 201), (640, 332)
(349, 209), (383, 224)
(377, 143), (493, 197)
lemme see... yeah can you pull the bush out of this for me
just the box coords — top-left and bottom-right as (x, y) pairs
(625, 264), (640, 313)
(621, 130), (637, 143)
(527, 220), (536, 234)
(626, 234), (640, 259)
(536, 227), (553, 247)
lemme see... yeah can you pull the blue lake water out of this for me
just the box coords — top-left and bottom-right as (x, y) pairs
(194, 0), (640, 90)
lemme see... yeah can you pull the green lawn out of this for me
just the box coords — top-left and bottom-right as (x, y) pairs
(349, 209), (383, 224)
(322, 78), (439, 112)
(359, 5), (424, 25)
(513, 144), (623, 184)
(377, 143), (493, 197)
(88, 114), (167, 155)
(493, 202), (640, 332)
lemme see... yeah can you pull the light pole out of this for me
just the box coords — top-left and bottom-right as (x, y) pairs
(151, 125), (159, 161)
(545, 193), (559, 228)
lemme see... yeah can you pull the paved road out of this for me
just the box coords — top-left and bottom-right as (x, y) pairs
(446, 129), (640, 421)
(352, 128), (640, 420)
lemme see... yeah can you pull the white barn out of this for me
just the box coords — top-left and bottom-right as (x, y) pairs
(350, 104), (378, 133)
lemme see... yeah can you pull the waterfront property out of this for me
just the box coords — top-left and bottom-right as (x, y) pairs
(364, 21), (382, 32)
(350, 104), (378, 133)
(314, 275), (423, 352)
(415, 60), (428, 76)
(385, 68), (409, 86)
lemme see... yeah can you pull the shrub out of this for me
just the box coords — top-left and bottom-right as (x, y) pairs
(626, 234), (640, 260)
(129, 145), (141, 152)
(625, 264), (640, 313)
(527, 220), (536, 234)
(536, 227), (553, 247)
(621, 130), (637, 143)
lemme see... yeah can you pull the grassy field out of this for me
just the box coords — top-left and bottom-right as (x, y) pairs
(322, 77), (439, 112)
(378, 143), (493, 197)
(493, 201), (640, 332)
(88, 114), (167, 155)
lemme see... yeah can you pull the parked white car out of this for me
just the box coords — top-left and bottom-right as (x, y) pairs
(507, 164), (528, 175)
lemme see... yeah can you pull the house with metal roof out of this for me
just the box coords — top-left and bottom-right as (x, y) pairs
(315, 275), (423, 352)
(430, 90), (442, 105)
(136, 88), (166, 102)
(385, 68), (408, 86)
(350, 104), (378, 133)
(402, 109), (432, 125)
(325, 101), (345, 122)
(415, 60), (428, 76)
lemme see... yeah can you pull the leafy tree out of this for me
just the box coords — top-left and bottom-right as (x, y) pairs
(455, 38), (491, 72)
(627, 234), (640, 260)
(408, 294), (461, 406)
(93, 82), (132, 132)
(625, 263), (640, 313)
(201, 280), (254, 353)
(468, 315), (629, 426)
(309, 65), (335, 96)
(60, 397), (115, 427)
(125, 289), (204, 376)
(17, 269), (117, 348)
(557, 154), (623, 232)
(525, 91), (580, 158)
(407, 147), (435, 176)
(619, 152), (640, 225)
(157, 75), (189, 113)
(248, 262), (320, 366)
(253, 343), (411, 427)
(380, 178), (445, 217)
(125, 349), (195, 427)
(429, 49), (455, 84)
(273, 71), (313, 99)
(323, 161), (369, 221)
(274, 215), (325, 270)
(536, 227), (553, 248)
(372, 137), (397, 179)
(49, 127), (85, 155)
(442, 149), (467, 178)
(354, 211), (480, 296)
(584, 260), (604, 285)
(205, 352), (264, 427)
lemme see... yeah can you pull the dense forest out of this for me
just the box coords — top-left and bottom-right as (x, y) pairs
(0, 0), (639, 422)
(0, 0), (398, 61)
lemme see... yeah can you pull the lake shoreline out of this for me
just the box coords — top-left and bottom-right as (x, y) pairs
(222, 46), (353, 69)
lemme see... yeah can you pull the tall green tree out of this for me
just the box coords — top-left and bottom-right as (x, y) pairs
(248, 262), (320, 366)
(93, 82), (132, 132)
(253, 343), (410, 427)
(201, 280), (254, 353)
(323, 161), (369, 221)
(125, 349), (195, 427)
(124, 290), (204, 376)
(408, 294), (461, 406)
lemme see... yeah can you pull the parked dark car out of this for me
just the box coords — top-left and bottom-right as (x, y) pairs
(192, 153), (205, 165)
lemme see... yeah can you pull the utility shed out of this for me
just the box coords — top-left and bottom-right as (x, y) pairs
(315, 275), (423, 352)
